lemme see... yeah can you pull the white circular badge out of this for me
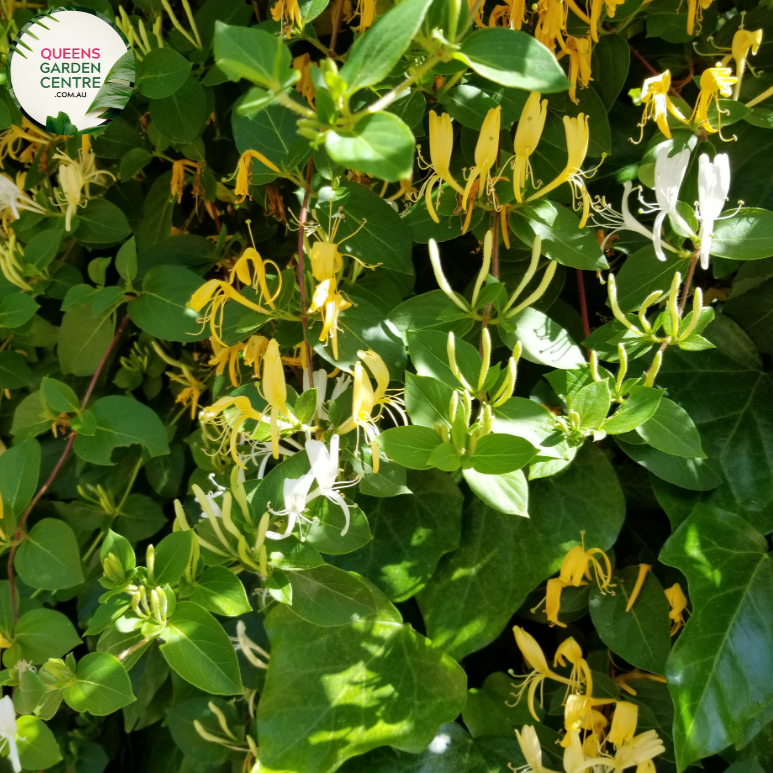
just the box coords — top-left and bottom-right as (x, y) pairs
(7, 6), (133, 135)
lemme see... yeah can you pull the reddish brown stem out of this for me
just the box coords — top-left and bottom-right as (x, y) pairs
(328, 0), (345, 57)
(8, 313), (131, 624)
(678, 253), (700, 316)
(577, 268), (591, 341)
(297, 159), (315, 386)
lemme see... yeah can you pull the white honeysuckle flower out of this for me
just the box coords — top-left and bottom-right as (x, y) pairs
(649, 145), (692, 261)
(230, 620), (269, 668)
(0, 174), (44, 220)
(0, 695), (21, 773)
(329, 373), (352, 402)
(595, 181), (653, 250)
(697, 152), (731, 270)
(305, 434), (360, 536)
(265, 471), (316, 540)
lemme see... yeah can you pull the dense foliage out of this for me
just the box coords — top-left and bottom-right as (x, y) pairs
(0, 0), (772, 771)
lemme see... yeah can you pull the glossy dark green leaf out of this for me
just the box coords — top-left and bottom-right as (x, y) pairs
(256, 603), (466, 773)
(14, 608), (82, 665)
(149, 78), (207, 144)
(137, 47), (192, 99)
(16, 518), (84, 590)
(711, 208), (773, 260)
(660, 506), (773, 769)
(57, 302), (115, 377)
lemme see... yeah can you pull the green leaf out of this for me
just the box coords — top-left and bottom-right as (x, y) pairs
(303, 498), (372, 556)
(588, 565), (671, 675)
(149, 77), (208, 144)
(153, 531), (195, 586)
(407, 329), (481, 389)
(256, 604), (466, 773)
(660, 506), (773, 769)
(463, 672), (541, 738)
(568, 379), (612, 430)
(711, 208), (773, 260)
(405, 373), (454, 428)
(45, 111), (79, 135)
(469, 433), (537, 474)
(63, 653), (136, 715)
(57, 302), (115, 377)
(377, 425), (443, 470)
(591, 34), (630, 110)
(16, 518), (84, 590)
(233, 97), (310, 183)
(635, 397), (705, 458)
(339, 0), (434, 93)
(511, 200), (608, 271)
(334, 469), (463, 602)
(457, 28), (571, 92)
(75, 200), (131, 247)
(285, 565), (384, 626)
(73, 395), (170, 465)
(160, 601), (243, 695)
(87, 50), (136, 114)
(418, 443), (624, 660)
(463, 467), (529, 516)
(137, 47), (192, 99)
(325, 112), (415, 183)
(214, 22), (292, 90)
(189, 566), (252, 616)
(0, 439), (40, 522)
(24, 228), (61, 270)
(14, 608), (81, 665)
(119, 147), (153, 181)
(603, 387), (663, 434)
(40, 377), (80, 414)
(16, 716), (62, 771)
(0, 293), (39, 329)
(500, 307), (585, 370)
(131, 265), (210, 342)
(0, 351), (30, 390)
(167, 697), (237, 765)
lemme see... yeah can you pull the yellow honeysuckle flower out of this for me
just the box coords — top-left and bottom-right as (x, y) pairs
(692, 66), (737, 134)
(614, 670), (667, 696)
(55, 149), (114, 231)
(231, 246), (283, 310)
(309, 210), (369, 282)
(234, 150), (282, 202)
(309, 279), (352, 360)
(170, 159), (199, 203)
(553, 637), (593, 697)
(270, 0), (302, 28)
(544, 577), (567, 627)
(462, 106), (501, 210)
(200, 395), (262, 463)
(625, 563), (652, 612)
(260, 339), (294, 460)
(637, 71), (688, 140)
(509, 626), (573, 721)
(420, 111), (466, 223)
(558, 534), (614, 594)
(355, 0), (376, 33)
(190, 280), (275, 343)
(665, 582), (689, 635)
(589, 0), (624, 42)
(535, 0), (569, 53)
(730, 28), (763, 71)
(293, 53), (316, 107)
(514, 725), (559, 773)
(565, 35), (593, 104)
(562, 694), (613, 747)
(512, 92), (548, 203)
(686, 0), (713, 36)
(151, 341), (206, 419)
(607, 701), (639, 747)
(509, 0), (527, 29)
(611, 730), (666, 770)
(528, 114), (593, 226)
(209, 336), (269, 388)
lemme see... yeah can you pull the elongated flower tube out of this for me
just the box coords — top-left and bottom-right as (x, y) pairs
(190, 280), (275, 343)
(565, 36), (592, 104)
(696, 152), (731, 270)
(270, 0), (302, 28)
(514, 725), (559, 773)
(611, 729), (666, 770)
(686, 0), (713, 36)
(534, 0), (569, 53)
(607, 701), (639, 747)
(554, 637), (593, 698)
(692, 66), (737, 134)
(513, 93), (548, 202)
(529, 114), (591, 226)
(235, 150), (282, 201)
(0, 174), (44, 222)
(645, 145), (692, 261)
(261, 339), (294, 460)
(589, 0), (624, 42)
(309, 279), (352, 359)
(727, 29), (762, 100)
(423, 111), (466, 223)
(637, 71), (688, 140)
(559, 536), (614, 593)
(231, 247), (283, 309)
(462, 106), (501, 210)
(0, 695), (21, 772)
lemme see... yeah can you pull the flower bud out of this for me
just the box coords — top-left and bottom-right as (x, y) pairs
(103, 552), (125, 584)
(43, 658), (74, 682)
(146, 544), (155, 584)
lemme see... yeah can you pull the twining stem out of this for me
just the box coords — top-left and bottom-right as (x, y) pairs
(628, 45), (682, 99)
(577, 269), (591, 342)
(328, 0), (345, 57)
(297, 159), (315, 387)
(7, 313), (131, 624)
(678, 252), (699, 316)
